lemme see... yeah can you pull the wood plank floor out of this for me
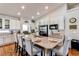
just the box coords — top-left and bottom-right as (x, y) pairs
(0, 43), (17, 56)
(68, 49), (79, 56)
(0, 43), (79, 56)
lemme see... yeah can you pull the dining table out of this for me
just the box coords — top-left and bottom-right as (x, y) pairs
(27, 35), (64, 56)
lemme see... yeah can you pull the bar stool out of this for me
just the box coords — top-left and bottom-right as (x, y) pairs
(17, 34), (23, 55)
(24, 37), (43, 56)
(52, 37), (71, 56)
(21, 37), (28, 56)
(15, 34), (19, 53)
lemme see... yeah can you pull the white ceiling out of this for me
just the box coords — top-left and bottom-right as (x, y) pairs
(0, 3), (63, 20)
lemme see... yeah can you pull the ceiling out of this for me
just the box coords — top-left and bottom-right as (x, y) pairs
(0, 3), (63, 20)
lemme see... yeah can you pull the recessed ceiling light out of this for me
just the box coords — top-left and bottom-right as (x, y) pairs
(21, 6), (25, 10)
(45, 6), (48, 10)
(17, 12), (21, 16)
(37, 12), (40, 15)
(32, 16), (34, 19)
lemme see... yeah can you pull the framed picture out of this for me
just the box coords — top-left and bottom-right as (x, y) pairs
(69, 25), (77, 29)
(69, 18), (76, 23)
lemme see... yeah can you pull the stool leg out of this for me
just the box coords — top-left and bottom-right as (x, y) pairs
(15, 42), (17, 53)
(18, 46), (21, 56)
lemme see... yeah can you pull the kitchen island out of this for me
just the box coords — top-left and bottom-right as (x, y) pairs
(25, 34), (64, 56)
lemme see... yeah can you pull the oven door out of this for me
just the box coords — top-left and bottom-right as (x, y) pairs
(39, 25), (48, 36)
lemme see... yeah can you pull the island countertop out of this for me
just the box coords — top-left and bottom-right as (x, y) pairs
(26, 34), (64, 49)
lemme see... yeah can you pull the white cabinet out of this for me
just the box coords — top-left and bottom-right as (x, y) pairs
(0, 30), (11, 46)
(38, 16), (49, 25)
(10, 20), (20, 30)
(0, 36), (3, 46)
(0, 17), (20, 30)
(39, 19), (44, 25)
(0, 34), (15, 46)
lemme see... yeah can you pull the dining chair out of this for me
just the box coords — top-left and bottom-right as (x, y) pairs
(25, 38), (42, 56)
(52, 37), (71, 56)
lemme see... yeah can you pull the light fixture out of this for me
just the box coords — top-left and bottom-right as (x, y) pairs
(32, 16), (34, 19)
(37, 12), (40, 15)
(21, 6), (25, 10)
(17, 12), (21, 16)
(45, 6), (48, 10)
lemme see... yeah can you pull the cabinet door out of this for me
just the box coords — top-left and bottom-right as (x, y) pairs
(0, 36), (3, 45)
(3, 34), (12, 44)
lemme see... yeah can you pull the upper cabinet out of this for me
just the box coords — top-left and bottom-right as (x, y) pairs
(10, 19), (20, 30)
(0, 15), (20, 30)
(5, 19), (10, 29)
(0, 19), (2, 29)
(37, 15), (49, 26)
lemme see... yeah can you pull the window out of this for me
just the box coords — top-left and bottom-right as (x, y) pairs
(0, 19), (2, 29)
(22, 24), (31, 32)
(22, 24), (28, 31)
(5, 19), (10, 29)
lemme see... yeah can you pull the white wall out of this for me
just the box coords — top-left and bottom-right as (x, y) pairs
(66, 6), (79, 40)
(35, 4), (67, 36)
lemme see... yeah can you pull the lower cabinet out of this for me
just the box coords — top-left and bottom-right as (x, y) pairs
(0, 33), (15, 55)
(0, 36), (4, 46)
(0, 34), (15, 46)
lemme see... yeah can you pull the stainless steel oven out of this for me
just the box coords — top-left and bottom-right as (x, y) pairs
(39, 25), (48, 36)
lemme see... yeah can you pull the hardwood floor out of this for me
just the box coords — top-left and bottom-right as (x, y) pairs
(68, 49), (79, 56)
(0, 43), (17, 56)
(0, 43), (79, 56)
